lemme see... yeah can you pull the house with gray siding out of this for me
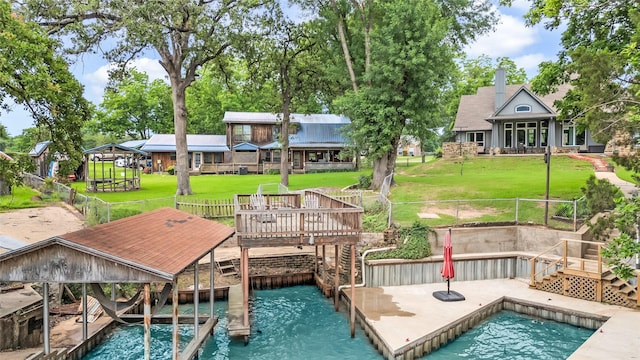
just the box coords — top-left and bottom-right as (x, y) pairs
(453, 68), (604, 155)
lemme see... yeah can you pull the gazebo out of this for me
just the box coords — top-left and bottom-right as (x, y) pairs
(84, 143), (148, 192)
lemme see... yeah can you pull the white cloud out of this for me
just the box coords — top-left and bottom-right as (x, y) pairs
(513, 53), (548, 78)
(464, 14), (538, 58)
(82, 57), (167, 104)
(508, 0), (532, 13)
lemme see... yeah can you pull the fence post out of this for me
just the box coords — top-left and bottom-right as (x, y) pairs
(515, 198), (519, 224)
(573, 199), (578, 232)
(107, 202), (111, 223)
(174, 196), (178, 209)
(387, 200), (393, 227)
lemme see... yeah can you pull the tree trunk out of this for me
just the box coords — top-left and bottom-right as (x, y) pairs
(331, 0), (358, 92)
(280, 100), (291, 187)
(171, 80), (192, 196)
(371, 135), (400, 190)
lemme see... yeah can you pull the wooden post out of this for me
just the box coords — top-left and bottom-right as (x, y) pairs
(597, 244), (602, 274)
(144, 283), (151, 360)
(322, 245), (327, 295)
(242, 247), (250, 329)
(172, 281), (179, 360)
(43, 282), (50, 355)
(315, 246), (319, 273)
(350, 244), (356, 338)
(563, 240), (568, 269)
(210, 250), (215, 328)
(334, 244), (340, 311)
(194, 263), (199, 343)
(530, 258), (535, 286)
(82, 283), (88, 340)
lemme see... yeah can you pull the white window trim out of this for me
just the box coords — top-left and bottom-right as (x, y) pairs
(515, 104), (532, 113)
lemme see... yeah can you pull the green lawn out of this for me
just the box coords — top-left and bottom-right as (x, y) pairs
(0, 155), (605, 229)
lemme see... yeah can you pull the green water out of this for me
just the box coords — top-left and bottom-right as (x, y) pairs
(83, 287), (593, 359)
(83, 286), (382, 359)
(427, 310), (594, 359)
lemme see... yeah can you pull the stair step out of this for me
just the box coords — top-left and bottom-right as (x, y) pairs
(619, 286), (636, 295)
(586, 248), (599, 255)
(219, 264), (236, 270)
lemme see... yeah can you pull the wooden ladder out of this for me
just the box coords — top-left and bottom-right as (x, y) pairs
(216, 259), (238, 277)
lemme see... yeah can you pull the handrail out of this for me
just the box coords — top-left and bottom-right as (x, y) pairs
(529, 238), (605, 287)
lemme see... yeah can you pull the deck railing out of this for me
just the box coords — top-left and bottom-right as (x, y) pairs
(530, 238), (603, 286)
(234, 190), (363, 247)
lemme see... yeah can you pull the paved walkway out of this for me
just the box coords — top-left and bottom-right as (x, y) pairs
(568, 154), (637, 197)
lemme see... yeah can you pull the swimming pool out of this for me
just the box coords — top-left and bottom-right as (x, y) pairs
(427, 310), (594, 359)
(83, 286), (382, 359)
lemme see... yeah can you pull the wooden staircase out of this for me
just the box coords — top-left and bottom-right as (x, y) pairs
(602, 270), (638, 306)
(216, 259), (238, 277)
(584, 242), (600, 261)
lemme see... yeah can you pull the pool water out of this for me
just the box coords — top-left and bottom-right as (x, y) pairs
(427, 310), (594, 359)
(83, 286), (382, 360)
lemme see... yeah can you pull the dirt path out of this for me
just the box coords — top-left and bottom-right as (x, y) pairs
(0, 204), (86, 244)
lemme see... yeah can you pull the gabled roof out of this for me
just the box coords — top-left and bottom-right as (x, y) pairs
(141, 134), (229, 152)
(223, 112), (350, 124)
(28, 141), (51, 157)
(119, 139), (148, 149)
(454, 83), (571, 132)
(233, 142), (260, 151)
(0, 208), (235, 283)
(84, 143), (148, 156)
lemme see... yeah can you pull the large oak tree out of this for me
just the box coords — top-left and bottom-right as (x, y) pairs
(324, 0), (496, 189)
(20, 0), (269, 195)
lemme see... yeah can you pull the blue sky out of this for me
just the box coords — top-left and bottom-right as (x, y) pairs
(1, 0), (563, 137)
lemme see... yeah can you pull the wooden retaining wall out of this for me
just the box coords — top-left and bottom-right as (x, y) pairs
(175, 197), (235, 218)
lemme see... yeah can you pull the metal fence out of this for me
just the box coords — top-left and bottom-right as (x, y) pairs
(22, 173), (586, 230)
(388, 197), (586, 231)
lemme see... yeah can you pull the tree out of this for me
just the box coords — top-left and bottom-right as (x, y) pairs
(95, 69), (173, 139)
(245, 10), (326, 186)
(21, 0), (270, 195)
(507, 0), (640, 280)
(326, 0), (496, 189)
(0, 1), (90, 175)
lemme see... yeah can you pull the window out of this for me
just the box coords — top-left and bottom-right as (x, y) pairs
(233, 124), (251, 142)
(540, 121), (548, 147)
(515, 105), (531, 113)
(466, 132), (484, 147)
(204, 153), (213, 164)
(562, 122), (585, 146)
(214, 153), (223, 163)
(516, 122), (537, 147)
(504, 123), (513, 148)
(170, 152), (176, 161)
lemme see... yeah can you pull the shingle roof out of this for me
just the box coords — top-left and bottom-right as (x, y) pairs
(0, 208), (235, 281)
(141, 134), (229, 152)
(453, 83), (571, 131)
(119, 139), (147, 149)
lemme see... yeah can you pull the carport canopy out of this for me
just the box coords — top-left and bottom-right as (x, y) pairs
(0, 207), (235, 283)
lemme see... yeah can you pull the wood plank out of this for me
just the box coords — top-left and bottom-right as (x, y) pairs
(228, 285), (250, 337)
(179, 317), (218, 360)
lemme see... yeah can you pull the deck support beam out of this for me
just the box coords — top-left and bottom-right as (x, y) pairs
(334, 245), (340, 311)
(43, 282), (50, 355)
(82, 282), (88, 340)
(144, 283), (151, 360)
(193, 264), (199, 348)
(242, 247), (250, 330)
(172, 281), (179, 360)
(350, 244), (356, 337)
(210, 250), (215, 328)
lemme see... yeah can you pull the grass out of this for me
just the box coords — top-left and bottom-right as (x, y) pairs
(389, 155), (596, 227)
(0, 155), (607, 229)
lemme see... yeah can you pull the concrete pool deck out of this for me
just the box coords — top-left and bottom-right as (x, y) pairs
(343, 278), (639, 359)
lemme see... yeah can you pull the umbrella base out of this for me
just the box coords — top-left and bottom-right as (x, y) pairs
(432, 290), (465, 302)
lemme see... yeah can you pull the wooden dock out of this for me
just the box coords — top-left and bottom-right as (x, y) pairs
(227, 284), (250, 339)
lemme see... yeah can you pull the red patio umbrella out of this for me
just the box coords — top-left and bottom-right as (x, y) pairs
(433, 227), (465, 301)
(441, 228), (455, 293)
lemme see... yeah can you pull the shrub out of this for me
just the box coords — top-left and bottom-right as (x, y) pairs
(368, 221), (432, 260)
(358, 174), (372, 189)
(434, 147), (443, 158)
(362, 201), (388, 232)
(166, 166), (175, 175)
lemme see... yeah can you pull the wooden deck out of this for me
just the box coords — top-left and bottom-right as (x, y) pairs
(234, 191), (363, 248)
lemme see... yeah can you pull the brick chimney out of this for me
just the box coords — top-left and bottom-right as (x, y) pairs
(495, 67), (506, 111)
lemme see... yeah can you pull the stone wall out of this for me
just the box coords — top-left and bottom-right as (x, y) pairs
(442, 142), (478, 158)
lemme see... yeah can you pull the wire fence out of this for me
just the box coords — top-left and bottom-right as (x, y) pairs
(23, 173), (587, 231)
